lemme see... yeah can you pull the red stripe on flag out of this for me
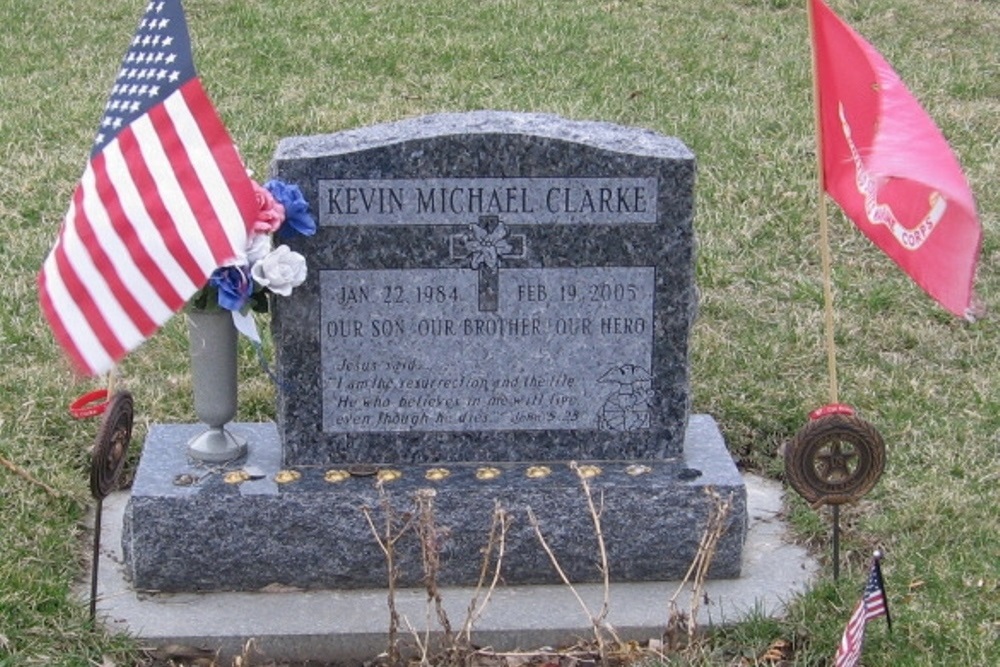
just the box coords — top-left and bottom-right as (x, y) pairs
(865, 594), (887, 619)
(50, 220), (128, 364)
(88, 153), (180, 331)
(180, 81), (258, 229)
(71, 182), (158, 339)
(146, 91), (239, 268)
(115, 125), (207, 287)
(835, 601), (865, 666)
(38, 265), (92, 376)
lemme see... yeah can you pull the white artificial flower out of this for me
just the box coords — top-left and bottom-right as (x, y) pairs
(245, 232), (273, 265)
(250, 245), (307, 296)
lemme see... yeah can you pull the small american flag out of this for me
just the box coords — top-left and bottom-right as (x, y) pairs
(835, 555), (892, 667)
(39, 0), (255, 375)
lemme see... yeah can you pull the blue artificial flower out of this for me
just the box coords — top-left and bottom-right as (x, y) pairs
(265, 179), (316, 239)
(209, 265), (253, 311)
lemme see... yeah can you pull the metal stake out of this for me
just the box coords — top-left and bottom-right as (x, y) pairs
(832, 504), (841, 581)
(89, 499), (104, 622)
(87, 390), (134, 625)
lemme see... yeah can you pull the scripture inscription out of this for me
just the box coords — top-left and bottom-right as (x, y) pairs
(319, 178), (658, 225)
(322, 267), (655, 433)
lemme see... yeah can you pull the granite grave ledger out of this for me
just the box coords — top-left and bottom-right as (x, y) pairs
(123, 111), (747, 591)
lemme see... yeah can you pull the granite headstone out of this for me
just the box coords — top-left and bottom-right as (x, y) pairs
(122, 112), (747, 592)
(272, 111), (697, 466)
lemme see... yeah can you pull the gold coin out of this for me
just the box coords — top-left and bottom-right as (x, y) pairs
(274, 470), (302, 484)
(325, 469), (350, 483)
(526, 465), (552, 479)
(223, 470), (250, 484)
(475, 467), (502, 480)
(376, 469), (402, 483)
(425, 468), (450, 481)
(575, 464), (602, 479)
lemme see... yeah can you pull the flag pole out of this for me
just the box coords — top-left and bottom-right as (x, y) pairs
(807, 0), (840, 406)
(107, 365), (117, 398)
(807, 0), (843, 581)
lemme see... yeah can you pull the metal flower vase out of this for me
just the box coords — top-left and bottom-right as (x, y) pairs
(187, 309), (247, 462)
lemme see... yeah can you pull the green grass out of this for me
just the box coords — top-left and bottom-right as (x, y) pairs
(1, 0), (997, 665)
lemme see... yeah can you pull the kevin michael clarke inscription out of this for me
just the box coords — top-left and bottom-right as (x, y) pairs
(319, 178), (657, 225)
(321, 267), (655, 434)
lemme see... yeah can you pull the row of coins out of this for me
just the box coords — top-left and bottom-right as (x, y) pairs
(223, 463), (656, 485)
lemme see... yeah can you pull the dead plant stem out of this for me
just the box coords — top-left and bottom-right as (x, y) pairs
(361, 485), (414, 666)
(527, 505), (614, 659)
(0, 452), (61, 498)
(667, 487), (734, 648)
(460, 500), (509, 645)
(571, 461), (619, 645)
(415, 489), (453, 646)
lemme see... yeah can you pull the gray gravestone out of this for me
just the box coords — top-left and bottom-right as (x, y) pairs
(122, 112), (747, 592)
(272, 111), (696, 466)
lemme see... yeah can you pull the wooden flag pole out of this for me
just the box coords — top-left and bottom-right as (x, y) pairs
(807, 0), (843, 581)
(808, 0), (840, 407)
(106, 366), (118, 399)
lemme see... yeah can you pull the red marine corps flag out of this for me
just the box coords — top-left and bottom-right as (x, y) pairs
(39, 0), (256, 375)
(809, 0), (982, 318)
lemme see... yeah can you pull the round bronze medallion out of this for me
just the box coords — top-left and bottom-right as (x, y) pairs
(224, 470), (250, 485)
(376, 469), (402, 483)
(575, 464), (602, 479)
(90, 391), (134, 500)
(785, 410), (885, 506)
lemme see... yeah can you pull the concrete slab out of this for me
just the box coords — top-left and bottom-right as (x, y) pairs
(88, 474), (816, 664)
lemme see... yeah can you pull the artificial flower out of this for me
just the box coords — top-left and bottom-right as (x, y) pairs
(266, 179), (317, 239)
(252, 181), (285, 233)
(250, 245), (307, 297)
(191, 178), (316, 314)
(209, 265), (253, 311)
(245, 232), (273, 266)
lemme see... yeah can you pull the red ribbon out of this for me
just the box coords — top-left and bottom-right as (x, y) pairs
(808, 403), (856, 420)
(69, 389), (109, 419)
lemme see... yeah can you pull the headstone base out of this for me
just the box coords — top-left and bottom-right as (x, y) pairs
(123, 416), (746, 592)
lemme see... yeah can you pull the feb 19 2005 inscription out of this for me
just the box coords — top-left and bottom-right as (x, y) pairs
(321, 266), (654, 434)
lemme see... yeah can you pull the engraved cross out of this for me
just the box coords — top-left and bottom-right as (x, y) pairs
(449, 215), (525, 312)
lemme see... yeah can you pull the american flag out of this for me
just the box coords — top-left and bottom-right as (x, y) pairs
(835, 556), (892, 667)
(39, 0), (256, 375)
